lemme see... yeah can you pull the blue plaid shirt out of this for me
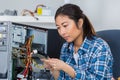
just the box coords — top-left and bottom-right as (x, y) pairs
(57, 36), (113, 80)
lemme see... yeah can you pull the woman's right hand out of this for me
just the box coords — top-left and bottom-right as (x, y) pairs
(41, 58), (53, 70)
(41, 58), (60, 80)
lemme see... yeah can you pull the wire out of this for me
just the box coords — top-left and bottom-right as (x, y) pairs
(21, 9), (39, 20)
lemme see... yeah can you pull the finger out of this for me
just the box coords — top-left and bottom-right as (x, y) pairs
(41, 59), (49, 63)
(51, 63), (56, 69)
(40, 58), (46, 61)
(41, 57), (51, 60)
(51, 58), (57, 60)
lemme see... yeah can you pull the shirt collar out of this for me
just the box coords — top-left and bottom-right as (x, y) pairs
(68, 37), (95, 55)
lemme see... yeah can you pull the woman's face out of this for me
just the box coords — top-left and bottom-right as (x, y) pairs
(55, 15), (83, 43)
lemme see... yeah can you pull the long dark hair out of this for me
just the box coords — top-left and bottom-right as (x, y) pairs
(55, 4), (96, 39)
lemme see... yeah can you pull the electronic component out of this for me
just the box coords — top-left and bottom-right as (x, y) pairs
(32, 49), (48, 59)
(0, 22), (64, 80)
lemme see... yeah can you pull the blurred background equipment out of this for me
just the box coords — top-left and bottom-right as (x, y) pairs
(0, 21), (64, 80)
(0, 9), (17, 16)
(34, 4), (51, 16)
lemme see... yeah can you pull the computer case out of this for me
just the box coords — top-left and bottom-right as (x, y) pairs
(0, 21), (64, 80)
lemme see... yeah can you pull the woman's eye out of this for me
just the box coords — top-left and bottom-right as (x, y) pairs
(57, 26), (60, 30)
(63, 25), (68, 28)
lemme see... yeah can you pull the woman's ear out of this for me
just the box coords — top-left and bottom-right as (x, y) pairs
(78, 18), (83, 28)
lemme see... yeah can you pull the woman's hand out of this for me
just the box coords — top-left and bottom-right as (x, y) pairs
(41, 58), (61, 80)
(41, 58), (65, 71)
(41, 58), (52, 70)
(41, 58), (76, 78)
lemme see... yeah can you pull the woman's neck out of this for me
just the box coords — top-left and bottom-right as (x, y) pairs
(74, 36), (83, 53)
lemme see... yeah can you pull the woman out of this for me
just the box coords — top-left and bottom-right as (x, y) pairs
(42, 4), (113, 80)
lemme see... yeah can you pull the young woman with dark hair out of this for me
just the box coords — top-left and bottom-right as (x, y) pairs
(42, 4), (113, 80)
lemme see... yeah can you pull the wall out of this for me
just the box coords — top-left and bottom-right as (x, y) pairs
(71, 0), (120, 31)
(0, 0), (120, 31)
